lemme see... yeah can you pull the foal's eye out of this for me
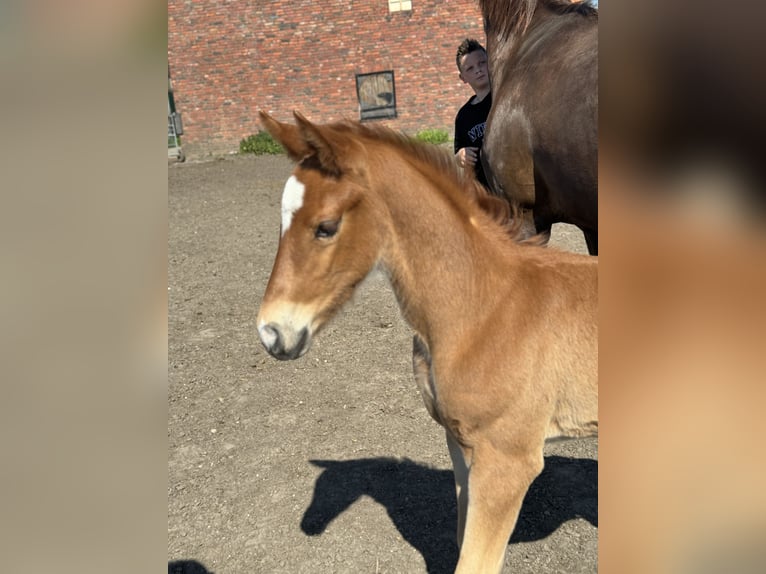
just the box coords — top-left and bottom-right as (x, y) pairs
(315, 220), (340, 239)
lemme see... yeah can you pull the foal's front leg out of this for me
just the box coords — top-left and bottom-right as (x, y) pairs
(454, 445), (543, 574)
(411, 336), (441, 424)
(412, 337), (469, 550)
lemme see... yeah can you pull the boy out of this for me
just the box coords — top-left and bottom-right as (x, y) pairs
(454, 38), (492, 188)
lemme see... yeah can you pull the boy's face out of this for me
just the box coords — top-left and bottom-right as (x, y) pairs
(458, 50), (489, 93)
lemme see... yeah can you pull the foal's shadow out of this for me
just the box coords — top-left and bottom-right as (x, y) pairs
(168, 560), (214, 574)
(301, 455), (597, 574)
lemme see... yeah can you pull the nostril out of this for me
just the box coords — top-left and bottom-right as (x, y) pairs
(258, 323), (280, 350)
(258, 323), (311, 360)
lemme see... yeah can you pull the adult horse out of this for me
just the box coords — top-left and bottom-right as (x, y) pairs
(256, 111), (598, 573)
(479, 0), (598, 254)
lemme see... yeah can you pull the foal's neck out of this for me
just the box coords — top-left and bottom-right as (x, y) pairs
(373, 153), (507, 347)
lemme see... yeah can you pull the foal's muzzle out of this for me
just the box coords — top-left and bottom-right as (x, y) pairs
(258, 323), (311, 361)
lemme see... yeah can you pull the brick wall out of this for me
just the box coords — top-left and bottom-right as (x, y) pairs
(168, 0), (485, 158)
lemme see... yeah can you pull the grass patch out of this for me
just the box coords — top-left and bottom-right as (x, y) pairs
(240, 131), (284, 155)
(239, 127), (450, 154)
(413, 128), (450, 146)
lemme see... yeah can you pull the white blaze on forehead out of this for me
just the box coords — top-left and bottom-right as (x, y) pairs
(281, 175), (306, 236)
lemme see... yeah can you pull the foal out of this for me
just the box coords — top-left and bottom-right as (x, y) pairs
(256, 111), (598, 574)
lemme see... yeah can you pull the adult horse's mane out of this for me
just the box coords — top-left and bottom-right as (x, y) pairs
(480, 0), (597, 38)
(320, 119), (535, 244)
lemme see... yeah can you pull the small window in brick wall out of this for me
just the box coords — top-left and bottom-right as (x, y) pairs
(356, 71), (397, 120)
(388, 0), (412, 13)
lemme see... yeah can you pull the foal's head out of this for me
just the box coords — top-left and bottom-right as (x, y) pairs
(256, 111), (384, 360)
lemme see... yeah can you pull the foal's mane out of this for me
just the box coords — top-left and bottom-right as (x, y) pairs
(480, 0), (597, 38)
(331, 120), (528, 243)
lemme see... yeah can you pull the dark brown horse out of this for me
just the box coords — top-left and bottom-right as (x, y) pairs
(479, 0), (598, 254)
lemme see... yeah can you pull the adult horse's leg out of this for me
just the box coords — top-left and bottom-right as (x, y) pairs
(583, 228), (598, 256)
(532, 212), (553, 246)
(455, 445), (543, 574)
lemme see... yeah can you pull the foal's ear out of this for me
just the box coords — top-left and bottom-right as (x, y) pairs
(293, 111), (342, 176)
(258, 110), (312, 161)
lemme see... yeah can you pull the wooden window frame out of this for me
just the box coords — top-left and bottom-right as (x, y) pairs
(388, 0), (412, 13)
(355, 71), (397, 121)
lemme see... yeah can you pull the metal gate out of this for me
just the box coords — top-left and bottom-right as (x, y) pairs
(168, 111), (184, 162)
(168, 74), (185, 162)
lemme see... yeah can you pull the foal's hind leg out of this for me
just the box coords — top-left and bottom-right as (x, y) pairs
(455, 446), (544, 574)
(446, 430), (469, 549)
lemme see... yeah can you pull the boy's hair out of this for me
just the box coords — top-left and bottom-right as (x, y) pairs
(456, 38), (487, 72)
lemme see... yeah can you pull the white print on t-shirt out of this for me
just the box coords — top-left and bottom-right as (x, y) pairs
(468, 122), (486, 143)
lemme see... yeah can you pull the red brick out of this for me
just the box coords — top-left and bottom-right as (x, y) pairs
(168, 0), (484, 157)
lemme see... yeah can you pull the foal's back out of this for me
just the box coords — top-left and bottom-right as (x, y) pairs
(486, 244), (598, 440)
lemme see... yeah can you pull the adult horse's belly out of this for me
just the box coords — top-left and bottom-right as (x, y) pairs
(482, 106), (536, 205)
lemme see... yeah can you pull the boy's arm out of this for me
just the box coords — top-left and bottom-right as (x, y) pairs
(454, 114), (477, 167)
(454, 117), (464, 154)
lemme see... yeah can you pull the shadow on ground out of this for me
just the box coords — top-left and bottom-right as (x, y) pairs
(168, 559), (214, 574)
(301, 455), (597, 574)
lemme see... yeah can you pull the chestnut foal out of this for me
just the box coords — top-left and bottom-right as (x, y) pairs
(256, 111), (597, 574)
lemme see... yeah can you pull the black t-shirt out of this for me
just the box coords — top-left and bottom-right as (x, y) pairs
(454, 92), (492, 188)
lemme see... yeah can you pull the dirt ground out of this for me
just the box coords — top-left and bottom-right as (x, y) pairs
(168, 153), (597, 574)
